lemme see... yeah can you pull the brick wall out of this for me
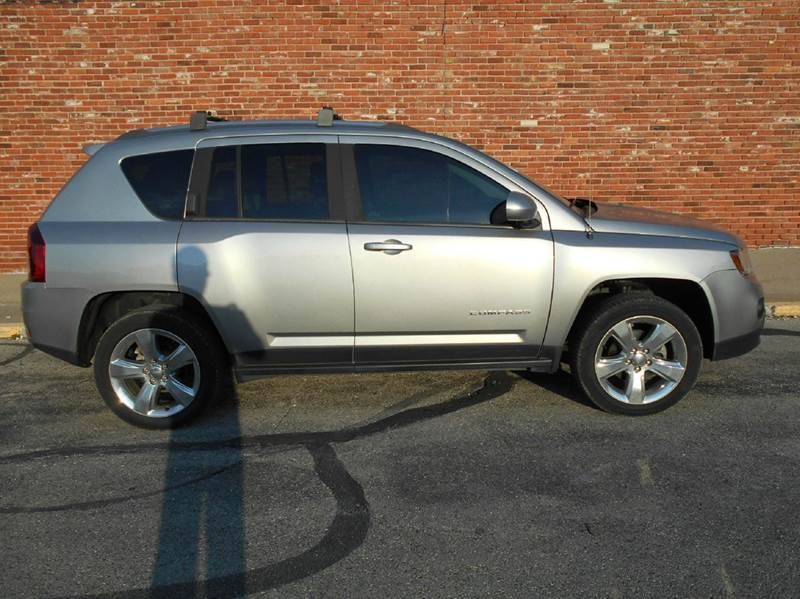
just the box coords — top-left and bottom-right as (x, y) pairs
(1, 0), (798, 273)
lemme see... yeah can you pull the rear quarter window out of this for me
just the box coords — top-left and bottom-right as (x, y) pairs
(121, 150), (194, 219)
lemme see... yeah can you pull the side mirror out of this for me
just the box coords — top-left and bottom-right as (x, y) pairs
(491, 191), (539, 228)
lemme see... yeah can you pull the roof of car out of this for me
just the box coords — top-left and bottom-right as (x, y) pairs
(91, 115), (449, 157)
(116, 118), (420, 141)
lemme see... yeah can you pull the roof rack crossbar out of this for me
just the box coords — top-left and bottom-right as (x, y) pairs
(190, 110), (226, 131)
(317, 106), (341, 127)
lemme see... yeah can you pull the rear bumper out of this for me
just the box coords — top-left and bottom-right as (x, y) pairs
(22, 282), (87, 366)
(703, 269), (765, 361)
(713, 328), (761, 361)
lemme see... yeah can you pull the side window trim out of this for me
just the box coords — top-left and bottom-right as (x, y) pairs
(235, 146), (243, 218)
(339, 143), (363, 221)
(186, 147), (213, 218)
(187, 140), (346, 222)
(327, 142), (347, 221)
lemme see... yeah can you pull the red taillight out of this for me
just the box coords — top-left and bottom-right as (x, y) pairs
(27, 223), (46, 282)
(729, 249), (752, 276)
(730, 251), (744, 274)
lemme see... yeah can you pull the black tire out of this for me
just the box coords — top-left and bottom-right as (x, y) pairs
(93, 306), (228, 429)
(569, 293), (703, 415)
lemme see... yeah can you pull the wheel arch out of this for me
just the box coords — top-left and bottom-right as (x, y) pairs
(77, 290), (230, 366)
(563, 277), (716, 361)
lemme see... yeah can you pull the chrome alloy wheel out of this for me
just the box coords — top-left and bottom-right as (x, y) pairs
(108, 328), (200, 418)
(593, 316), (688, 405)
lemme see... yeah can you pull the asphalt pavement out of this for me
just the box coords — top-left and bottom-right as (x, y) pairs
(1, 320), (799, 598)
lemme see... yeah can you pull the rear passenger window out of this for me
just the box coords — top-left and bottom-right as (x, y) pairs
(242, 144), (328, 219)
(121, 150), (194, 219)
(202, 143), (329, 220)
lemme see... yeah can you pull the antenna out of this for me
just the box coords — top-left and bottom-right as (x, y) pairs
(587, 157), (593, 228)
(585, 115), (595, 238)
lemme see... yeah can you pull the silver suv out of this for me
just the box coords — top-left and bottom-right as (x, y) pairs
(22, 109), (764, 428)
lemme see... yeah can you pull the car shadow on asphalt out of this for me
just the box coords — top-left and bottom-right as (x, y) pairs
(761, 327), (800, 338)
(514, 368), (601, 411)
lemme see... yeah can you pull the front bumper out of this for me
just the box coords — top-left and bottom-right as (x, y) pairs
(702, 269), (765, 361)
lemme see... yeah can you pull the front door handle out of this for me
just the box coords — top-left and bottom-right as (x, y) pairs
(363, 239), (413, 255)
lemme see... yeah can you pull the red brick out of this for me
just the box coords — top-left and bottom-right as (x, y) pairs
(0, 0), (798, 273)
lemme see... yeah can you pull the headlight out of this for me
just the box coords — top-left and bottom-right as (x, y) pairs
(729, 247), (753, 276)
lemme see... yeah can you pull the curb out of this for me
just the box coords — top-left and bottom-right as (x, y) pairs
(0, 303), (798, 340)
(0, 324), (24, 340)
(769, 302), (800, 318)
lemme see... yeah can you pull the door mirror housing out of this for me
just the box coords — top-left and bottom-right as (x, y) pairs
(491, 191), (540, 228)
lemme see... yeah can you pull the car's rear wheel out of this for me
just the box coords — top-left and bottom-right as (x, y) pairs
(94, 307), (226, 428)
(569, 294), (703, 415)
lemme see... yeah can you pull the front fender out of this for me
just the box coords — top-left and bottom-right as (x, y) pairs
(543, 231), (736, 360)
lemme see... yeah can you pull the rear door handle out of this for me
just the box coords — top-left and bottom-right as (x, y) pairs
(363, 239), (413, 255)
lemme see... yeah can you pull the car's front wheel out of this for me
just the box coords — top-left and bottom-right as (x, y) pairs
(93, 307), (226, 428)
(570, 294), (703, 415)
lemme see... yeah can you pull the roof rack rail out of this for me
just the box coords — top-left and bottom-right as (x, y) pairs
(190, 110), (226, 131)
(317, 106), (341, 127)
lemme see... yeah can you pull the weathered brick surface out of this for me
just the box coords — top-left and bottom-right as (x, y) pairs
(1, 0), (798, 273)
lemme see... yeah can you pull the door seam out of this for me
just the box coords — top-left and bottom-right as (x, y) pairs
(340, 135), (358, 366)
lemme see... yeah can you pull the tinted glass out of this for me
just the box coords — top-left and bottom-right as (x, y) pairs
(354, 145), (508, 225)
(206, 146), (237, 217)
(241, 143), (328, 219)
(121, 150), (194, 219)
(447, 159), (509, 224)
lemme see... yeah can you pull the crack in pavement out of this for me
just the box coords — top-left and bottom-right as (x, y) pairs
(0, 343), (33, 367)
(0, 463), (240, 514)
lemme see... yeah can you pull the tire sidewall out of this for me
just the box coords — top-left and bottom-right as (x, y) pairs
(573, 295), (703, 416)
(93, 307), (225, 429)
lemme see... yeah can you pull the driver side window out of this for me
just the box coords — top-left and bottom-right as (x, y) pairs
(354, 144), (508, 225)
